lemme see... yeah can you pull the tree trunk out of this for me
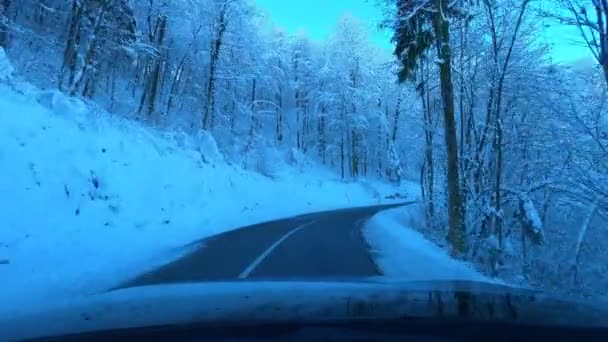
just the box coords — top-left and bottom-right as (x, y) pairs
(294, 52), (301, 150)
(276, 72), (283, 142)
(340, 95), (346, 179)
(318, 107), (326, 164)
(433, 0), (466, 255)
(167, 58), (186, 115)
(142, 15), (168, 120)
(494, 119), (504, 247)
(485, 0), (530, 250)
(302, 98), (309, 153)
(230, 82), (237, 134)
(203, 1), (228, 130)
(363, 142), (368, 176)
(392, 92), (402, 142)
(59, 0), (84, 91)
(377, 107), (383, 176)
(418, 58), (437, 228)
(0, 0), (10, 49)
(295, 85), (301, 149)
(420, 60), (435, 228)
(572, 201), (599, 284)
(69, 6), (106, 96)
(351, 129), (358, 178)
(249, 78), (257, 142)
(602, 63), (608, 89)
(458, 17), (470, 215)
(109, 61), (117, 111)
(340, 133), (345, 179)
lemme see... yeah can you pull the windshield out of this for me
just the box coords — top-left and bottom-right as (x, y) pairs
(1, 0), (607, 334)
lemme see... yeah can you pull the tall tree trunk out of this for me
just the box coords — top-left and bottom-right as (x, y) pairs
(59, 0), (84, 91)
(249, 78), (257, 142)
(318, 106), (326, 164)
(302, 97), (309, 153)
(0, 0), (10, 49)
(572, 201), (599, 283)
(294, 52), (301, 150)
(377, 99), (383, 176)
(377, 128), (383, 176)
(140, 15), (168, 120)
(494, 119), (504, 247)
(340, 133), (345, 179)
(276, 66), (284, 142)
(458, 17), (470, 215)
(109, 61), (117, 111)
(203, 1), (228, 130)
(69, 6), (106, 96)
(420, 59), (435, 228)
(351, 129), (358, 178)
(392, 92), (402, 142)
(340, 95), (346, 179)
(484, 0), (530, 250)
(230, 82), (237, 134)
(167, 57), (186, 115)
(363, 141), (368, 176)
(295, 84), (301, 149)
(433, 0), (465, 255)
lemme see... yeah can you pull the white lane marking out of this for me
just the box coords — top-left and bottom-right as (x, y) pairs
(238, 221), (315, 279)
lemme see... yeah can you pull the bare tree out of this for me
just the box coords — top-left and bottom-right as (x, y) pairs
(546, 0), (608, 86)
(138, 8), (169, 121)
(59, 0), (136, 96)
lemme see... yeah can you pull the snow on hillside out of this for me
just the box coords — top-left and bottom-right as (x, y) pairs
(0, 69), (404, 315)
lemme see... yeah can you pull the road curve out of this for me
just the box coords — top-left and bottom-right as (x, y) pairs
(115, 202), (412, 289)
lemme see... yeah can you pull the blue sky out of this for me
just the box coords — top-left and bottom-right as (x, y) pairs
(254, 0), (392, 50)
(254, 0), (591, 64)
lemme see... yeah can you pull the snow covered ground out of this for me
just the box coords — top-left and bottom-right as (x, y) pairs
(0, 68), (407, 316)
(364, 206), (490, 282)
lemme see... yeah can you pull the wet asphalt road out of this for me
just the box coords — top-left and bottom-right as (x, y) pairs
(117, 202), (413, 289)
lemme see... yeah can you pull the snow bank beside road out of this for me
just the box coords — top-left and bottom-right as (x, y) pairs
(364, 207), (489, 282)
(0, 73), (401, 316)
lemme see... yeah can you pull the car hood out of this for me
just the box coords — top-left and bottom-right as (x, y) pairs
(1, 279), (607, 340)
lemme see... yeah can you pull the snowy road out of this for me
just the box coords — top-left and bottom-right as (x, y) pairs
(116, 203), (413, 289)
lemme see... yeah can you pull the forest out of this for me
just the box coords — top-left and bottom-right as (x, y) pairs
(1, 0), (607, 298)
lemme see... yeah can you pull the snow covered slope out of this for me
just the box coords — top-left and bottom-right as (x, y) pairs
(0, 68), (401, 315)
(364, 207), (491, 282)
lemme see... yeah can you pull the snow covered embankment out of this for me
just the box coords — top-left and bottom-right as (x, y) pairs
(0, 56), (398, 315)
(364, 205), (490, 282)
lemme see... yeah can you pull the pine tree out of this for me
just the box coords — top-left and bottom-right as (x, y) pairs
(391, 0), (466, 255)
